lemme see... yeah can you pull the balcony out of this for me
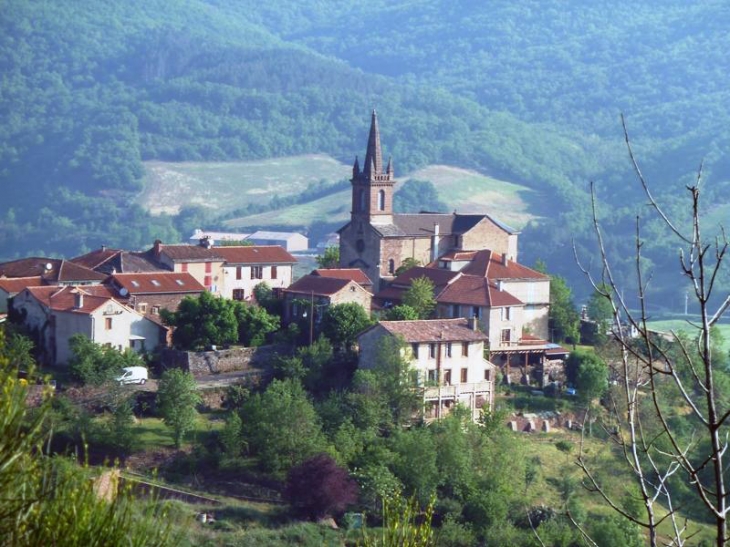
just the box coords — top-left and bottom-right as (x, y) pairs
(424, 381), (492, 401)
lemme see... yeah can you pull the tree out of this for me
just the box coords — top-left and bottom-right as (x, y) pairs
(322, 302), (373, 352)
(284, 453), (359, 520)
(402, 276), (437, 319)
(395, 257), (421, 276)
(393, 179), (448, 214)
(384, 304), (420, 321)
(575, 354), (608, 404)
(68, 334), (143, 385)
(573, 118), (730, 547)
(316, 246), (340, 269)
(234, 301), (280, 346)
(535, 262), (579, 344)
(156, 369), (201, 448)
(240, 378), (328, 476)
(161, 291), (238, 350)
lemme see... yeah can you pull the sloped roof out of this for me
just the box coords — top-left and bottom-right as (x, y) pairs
(0, 258), (106, 283)
(284, 275), (354, 297)
(249, 230), (306, 241)
(369, 213), (518, 239)
(367, 318), (489, 343)
(71, 248), (164, 274)
(437, 276), (523, 307)
(458, 250), (548, 280)
(24, 285), (120, 315)
(0, 276), (44, 294)
(313, 268), (372, 286)
(214, 245), (297, 265)
(71, 247), (121, 270)
(157, 245), (223, 262)
(109, 272), (205, 294)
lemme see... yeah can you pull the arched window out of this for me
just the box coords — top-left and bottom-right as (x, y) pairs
(359, 189), (366, 211)
(378, 189), (386, 211)
(388, 258), (395, 274)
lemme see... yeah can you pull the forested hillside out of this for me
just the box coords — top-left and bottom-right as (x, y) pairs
(2, 0), (729, 304)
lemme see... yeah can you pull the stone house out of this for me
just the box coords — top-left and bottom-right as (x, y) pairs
(12, 285), (165, 366)
(106, 271), (206, 319)
(214, 245), (297, 301)
(281, 274), (372, 325)
(357, 318), (496, 422)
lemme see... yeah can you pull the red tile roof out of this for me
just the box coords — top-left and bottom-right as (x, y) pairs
(451, 250), (548, 280)
(285, 275), (354, 297)
(369, 318), (489, 343)
(0, 258), (107, 283)
(71, 247), (121, 270)
(109, 272), (205, 294)
(438, 276), (523, 307)
(313, 268), (372, 286)
(24, 285), (120, 314)
(0, 276), (44, 294)
(156, 244), (223, 262)
(214, 245), (297, 265)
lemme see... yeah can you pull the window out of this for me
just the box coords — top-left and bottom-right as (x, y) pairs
(462, 342), (469, 356)
(151, 306), (160, 315)
(411, 343), (419, 358)
(151, 279), (160, 287)
(451, 304), (459, 318)
(175, 279), (184, 286)
(236, 266), (242, 280)
(137, 303), (147, 314)
(271, 266), (277, 279)
(443, 369), (452, 386)
(205, 262), (212, 274)
(359, 189), (366, 211)
(130, 339), (136, 349)
(472, 306), (481, 319)
(388, 259), (395, 274)
(427, 369), (437, 383)
(446, 342), (452, 357)
(501, 328), (511, 344)
(461, 368), (468, 383)
(105, 317), (112, 330)
(181, 263), (188, 272)
(429, 343), (436, 359)
(501, 306), (511, 320)
(233, 289), (245, 301)
(378, 189), (385, 211)
(251, 266), (263, 279)
(485, 369), (492, 382)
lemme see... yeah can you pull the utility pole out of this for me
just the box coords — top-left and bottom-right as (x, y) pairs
(309, 290), (314, 346)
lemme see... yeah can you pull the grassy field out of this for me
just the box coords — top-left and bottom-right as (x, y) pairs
(138, 155), (351, 215)
(645, 318), (730, 353)
(138, 156), (538, 233)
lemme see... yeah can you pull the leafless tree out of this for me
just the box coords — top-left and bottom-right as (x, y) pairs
(573, 115), (729, 547)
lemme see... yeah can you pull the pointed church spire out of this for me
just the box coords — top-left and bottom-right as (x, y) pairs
(352, 155), (360, 177)
(363, 109), (383, 177)
(386, 156), (393, 175)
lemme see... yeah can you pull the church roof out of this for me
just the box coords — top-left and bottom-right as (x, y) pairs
(363, 110), (384, 177)
(368, 213), (518, 238)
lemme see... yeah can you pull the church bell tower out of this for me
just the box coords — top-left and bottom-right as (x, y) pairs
(351, 110), (395, 225)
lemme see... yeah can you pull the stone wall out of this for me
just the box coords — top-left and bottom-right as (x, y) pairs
(161, 344), (285, 377)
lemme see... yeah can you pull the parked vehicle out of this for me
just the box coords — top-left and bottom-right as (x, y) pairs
(116, 366), (148, 385)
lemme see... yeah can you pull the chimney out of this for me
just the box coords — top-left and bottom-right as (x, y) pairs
(497, 280), (504, 292)
(153, 239), (162, 258)
(431, 223), (440, 263)
(200, 236), (212, 249)
(101, 244), (106, 252)
(502, 253), (509, 266)
(73, 290), (84, 309)
(470, 316), (479, 331)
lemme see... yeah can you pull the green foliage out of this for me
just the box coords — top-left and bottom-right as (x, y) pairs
(240, 378), (329, 476)
(589, 515), (643, 547)
(156, 369), (201, 448)
(402, 277), (436, 320)
(384, 304), (419, 321)
(220, 411), (244, 458)
(393, 179), (447, 214)
(565, 349), (609, 402)
(322, 302), (373, 352)
(68, 333), (144, 385)
(162, 292), (238, 350)
(234, 301), (280, 346)
(535, 262), (579, 344)
(0, 328), (174, 546)
(394, 258), (421, 277)
(360, 493), (436, 547)
(316, 246), (340, 269)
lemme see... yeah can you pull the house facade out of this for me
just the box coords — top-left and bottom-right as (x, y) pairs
(358, 318), (496, 422)
(214, 245), (296, 301)
(282, 274), (372, 324)
(106, 272), (206, 318)
(12, 285), (164, 366)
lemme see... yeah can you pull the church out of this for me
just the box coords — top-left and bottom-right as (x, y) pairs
(338, 111), (520, 292)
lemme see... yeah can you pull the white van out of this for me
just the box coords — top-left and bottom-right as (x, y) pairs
(116, 366), (149, 385)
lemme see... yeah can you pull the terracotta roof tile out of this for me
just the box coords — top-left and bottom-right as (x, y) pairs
(214, 245), (297, 265)
(285, 275), (352, 297)
(71, 248), (122, 270)
(24, 285), (120, 314)
(0, 258), (106, 282)
(438, 276), (523, 307)
(0, 276), (44, 294)
(370, 318), (489, 343)
(157, 245), (223, 262)
(109, 272), (206, 294)
(313, 268), (372, 286)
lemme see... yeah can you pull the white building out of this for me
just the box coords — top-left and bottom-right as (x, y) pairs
(358, 318), (496, 422)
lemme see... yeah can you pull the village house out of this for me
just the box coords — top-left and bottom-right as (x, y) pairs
(282, 274), (372, 326)
(214, 245), (297, 301)
(357, 318), (496, 422)
(71, 246), (163, 274)
(106, 272), (206, 318)
(12, 285), (165, 366)
(0, 257), (107, 286)
(150, 240), (226, 295)
(190, 229), (309, 252)
(311, 268), (373, 293)
(338, 111), (519, 291)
